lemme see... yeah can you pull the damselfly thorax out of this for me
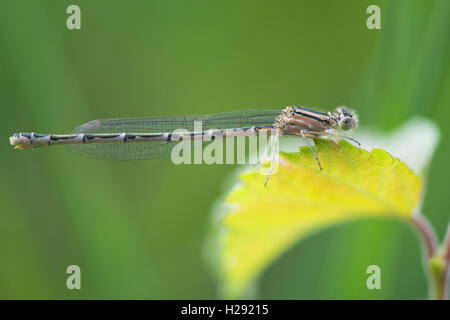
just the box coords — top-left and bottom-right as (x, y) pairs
(275, 106), (357, 136)
(260, 106), (359, 184)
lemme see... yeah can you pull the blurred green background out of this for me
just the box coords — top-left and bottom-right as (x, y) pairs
(0, 0), (449, 299)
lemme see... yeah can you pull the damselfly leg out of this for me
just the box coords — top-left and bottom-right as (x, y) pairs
(301, 129), (361, 149)
(330, 131), (361, 150)
(300, 130), (323, 171)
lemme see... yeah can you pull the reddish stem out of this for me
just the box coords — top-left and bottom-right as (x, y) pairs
(444, 225), (450, 299)
(445, 225), (450, 263)
(412, 214), (438, 258)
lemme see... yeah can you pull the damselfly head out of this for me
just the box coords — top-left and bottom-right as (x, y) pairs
(334, 106), (358, 131)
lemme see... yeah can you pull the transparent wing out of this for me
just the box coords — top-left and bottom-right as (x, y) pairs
(68, 110), (280, 160)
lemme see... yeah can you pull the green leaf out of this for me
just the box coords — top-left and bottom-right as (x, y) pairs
(214, 139), (422, 298)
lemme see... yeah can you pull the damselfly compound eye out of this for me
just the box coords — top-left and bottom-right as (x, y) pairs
(334, 106), (358, 131)
(338, 116), (356, 130)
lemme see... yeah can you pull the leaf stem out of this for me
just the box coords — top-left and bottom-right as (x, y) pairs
(412, 214), (438, 258)
(412, 214), (448, 300)
(443, 223), (450, 299)
(429, 256), (446, 300)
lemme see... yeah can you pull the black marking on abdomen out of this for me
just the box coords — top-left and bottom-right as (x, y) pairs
(100, 134), (121, 139)
(21, 133), (32, 139)
(51, 135), (72, 141)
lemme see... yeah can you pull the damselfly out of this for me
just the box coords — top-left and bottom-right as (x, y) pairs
(10, 106), (359, 183)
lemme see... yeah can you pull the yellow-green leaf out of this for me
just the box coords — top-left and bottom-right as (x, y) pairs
(215, 139), (422, 298)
